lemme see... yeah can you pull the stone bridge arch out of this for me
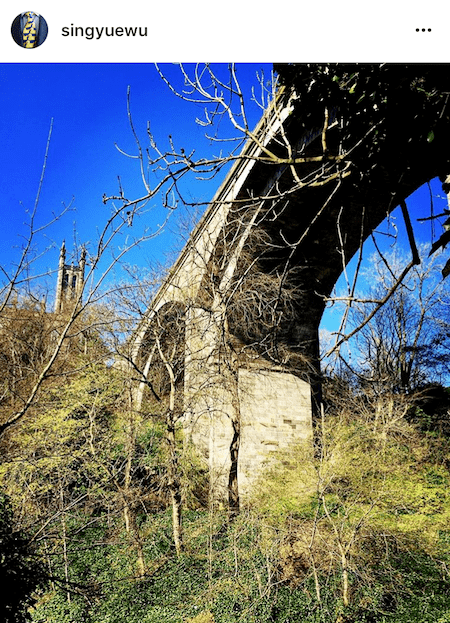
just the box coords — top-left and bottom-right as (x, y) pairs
(131, 66), (450, 499)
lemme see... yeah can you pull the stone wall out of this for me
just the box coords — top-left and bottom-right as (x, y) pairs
(238, 367), (311, 496)
(183, 306), (312, 499)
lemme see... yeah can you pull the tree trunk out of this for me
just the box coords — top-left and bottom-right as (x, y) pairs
(59, 481), (71, 604)
(166, 409), (183, 556)
(227, 355), (241, 519)
(228, 416), (240, 518)
(123, 388), (146, 577)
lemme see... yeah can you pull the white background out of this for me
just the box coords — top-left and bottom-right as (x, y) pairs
(2, 0), (449, 63)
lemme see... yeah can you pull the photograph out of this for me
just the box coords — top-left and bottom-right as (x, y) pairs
(2, 5), (450, 622)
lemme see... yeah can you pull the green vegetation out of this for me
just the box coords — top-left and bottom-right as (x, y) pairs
(2, 324), (450, 623)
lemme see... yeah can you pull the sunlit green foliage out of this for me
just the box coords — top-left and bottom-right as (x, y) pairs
(252, 392), (450, 622)
(2, 305), (450, 623)
(2, 369), (449, 623)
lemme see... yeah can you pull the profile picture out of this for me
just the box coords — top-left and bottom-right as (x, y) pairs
(11, 12), (48, 48)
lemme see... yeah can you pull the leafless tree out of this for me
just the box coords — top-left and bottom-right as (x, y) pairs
(107, 64), (450, 518)
(0, 133), (169, 441)
(326, 246), (450, 396)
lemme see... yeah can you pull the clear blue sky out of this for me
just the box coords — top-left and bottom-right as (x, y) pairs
(0, 62), (273, 299)
(1, 62), (448, 314)
(321, 178), (449, 355)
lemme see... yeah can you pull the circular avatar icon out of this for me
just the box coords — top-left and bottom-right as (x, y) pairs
(11, 12), (48, 48)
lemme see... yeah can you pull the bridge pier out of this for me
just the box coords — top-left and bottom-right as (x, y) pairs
(183, 306), (312, 500)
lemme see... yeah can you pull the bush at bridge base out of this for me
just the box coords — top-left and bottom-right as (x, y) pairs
(25, 392), (450, 623)
(29, 505), (450, 622)
(29, 534), (450, 623)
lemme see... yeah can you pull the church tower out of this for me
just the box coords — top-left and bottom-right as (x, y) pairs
(54, 242), (86, 313)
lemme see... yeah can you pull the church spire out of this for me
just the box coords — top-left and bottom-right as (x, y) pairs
(54, 241), (86, 313)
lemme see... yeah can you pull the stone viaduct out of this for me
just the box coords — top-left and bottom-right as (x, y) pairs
(130, 72), (450, 500)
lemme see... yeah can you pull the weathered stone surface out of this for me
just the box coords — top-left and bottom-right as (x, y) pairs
(238, 367), (311, 496)
(181, 306), (311, 498)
